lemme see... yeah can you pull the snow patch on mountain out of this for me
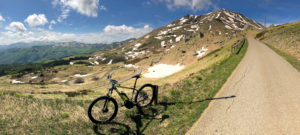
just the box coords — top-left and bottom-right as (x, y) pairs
(179, 17), (188, 25)
(107, 59), (113, 65)
(143, 64), (185, 78)
(167, 23), (175, 27)
(133, 43), (142, 51)
(158, 30), (169, 36)
(172, 26), (182, 31)
(216, 12), (221, 18)
(126, 51), (146, 59)
(74, 74), (90, 78)
(225, 25), (232, 29)
(196, 47), (208, 57)
(161, 41), (166, 47)
(154, 36), (163, 40)
(124, 64), (138, 68)
(12, 80), (24, 84)
(176, 35), (185, 42)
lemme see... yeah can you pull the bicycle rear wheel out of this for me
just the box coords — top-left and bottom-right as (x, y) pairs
(88, 96), (118, 124)
(135, 84), (155, 107)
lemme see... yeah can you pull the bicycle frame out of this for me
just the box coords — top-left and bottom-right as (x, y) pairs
(107, 77), (139, 102)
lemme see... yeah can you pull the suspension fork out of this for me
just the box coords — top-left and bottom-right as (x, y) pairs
(103, 88), (114, 111)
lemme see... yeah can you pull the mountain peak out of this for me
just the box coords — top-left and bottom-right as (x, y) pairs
(89, 9), (264, 67)
(171, 9), (264, 31)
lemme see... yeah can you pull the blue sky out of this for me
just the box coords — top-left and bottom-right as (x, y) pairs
(0, 0), (299, 45)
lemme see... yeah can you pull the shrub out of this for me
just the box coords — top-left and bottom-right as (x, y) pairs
(61, 112), (70, 119)
(92, 76), (99, 81)
(255, 30), (268, 39)
(195, 76), (202, 80)
(74, 78), (84, 84)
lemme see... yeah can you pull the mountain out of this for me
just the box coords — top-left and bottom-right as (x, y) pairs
(0, 41), (56, 51)
(0, 38), (135, 51)
(0, 38), (135, 65)
(87, 9), (263, 67)
(1, 9), (263, 81)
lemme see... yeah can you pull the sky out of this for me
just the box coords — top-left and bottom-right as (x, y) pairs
(0, 0), (299, 45)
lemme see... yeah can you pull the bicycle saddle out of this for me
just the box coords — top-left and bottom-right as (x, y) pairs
(110, 79), (118, 85)
(132, 74), (142, 79)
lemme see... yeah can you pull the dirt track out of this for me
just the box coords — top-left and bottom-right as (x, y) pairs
(188, 38), (300, 135)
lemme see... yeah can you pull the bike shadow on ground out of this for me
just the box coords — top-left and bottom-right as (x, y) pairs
(158, 95), (236, 110)
(93, 121), (135, 135)
(92, 106), (170, 135)
(92, 95), (235, 135)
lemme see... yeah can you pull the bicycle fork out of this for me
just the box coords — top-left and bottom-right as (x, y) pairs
(102, 99), (109, 113)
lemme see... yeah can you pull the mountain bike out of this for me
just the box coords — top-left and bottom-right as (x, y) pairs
(88, 73), (155, 124)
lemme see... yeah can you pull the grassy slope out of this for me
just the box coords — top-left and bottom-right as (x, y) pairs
(264, 43), (300, 71)
(0, 40), (248, 135)
(256, 21), (300, 71)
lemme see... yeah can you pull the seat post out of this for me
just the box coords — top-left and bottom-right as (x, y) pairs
(133, 77), (138, 90)
(131, 77), (138, 100)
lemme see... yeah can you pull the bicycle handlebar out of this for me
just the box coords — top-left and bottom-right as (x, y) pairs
(106, 73), (119, 86)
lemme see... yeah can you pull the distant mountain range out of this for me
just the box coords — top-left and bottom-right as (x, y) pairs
(0, 41), (56, 51)
(0, 38), (135, 65)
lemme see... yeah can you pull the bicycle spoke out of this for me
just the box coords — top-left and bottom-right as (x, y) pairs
(136, 86), (153, 106)
(91, 99), (115, 122)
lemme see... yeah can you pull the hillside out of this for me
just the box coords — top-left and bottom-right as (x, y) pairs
(0, 39), (134, 65)
(0, 9), (259, 134)
(87, 9), (263, 72)
(256, 21), (300, 61)
(0, 9), (263, 85)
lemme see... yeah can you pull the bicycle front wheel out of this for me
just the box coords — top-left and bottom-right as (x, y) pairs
(135, 84), (155, 107)
(88, 96), (118, 124)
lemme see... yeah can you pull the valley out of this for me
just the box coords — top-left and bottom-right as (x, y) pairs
(0, 39), (134, 65)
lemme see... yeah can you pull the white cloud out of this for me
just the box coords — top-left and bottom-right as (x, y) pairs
(99, 5), (106, 11)
(5, 22), (27, 33)
(161, 0), (215, 11)
(49, 20), (57, 29)
(104, 25), (152, 35)
(0, 13), (5, 21)
(0, 24), (153, 45)
(57, 8), (71, 22)
(25, 14), (48, 27)
(54, 0), (102, 22)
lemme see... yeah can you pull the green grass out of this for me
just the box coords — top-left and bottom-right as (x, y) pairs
(264, 43), (300, 71)
(0, 40), (248, 135)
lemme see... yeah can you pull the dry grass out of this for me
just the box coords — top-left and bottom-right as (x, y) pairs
(0, 27), (247, 134)
(0, 92), (95, 134)
(257, 21), (300, 60)
(0, 39), (247, 135)
(0, 35), (241, 97)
